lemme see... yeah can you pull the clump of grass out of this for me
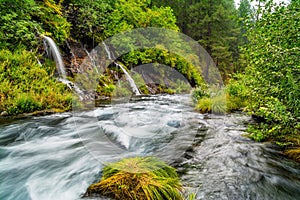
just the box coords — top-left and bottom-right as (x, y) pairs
(195, 94), (226, 114)
(85, 157), (184, 200)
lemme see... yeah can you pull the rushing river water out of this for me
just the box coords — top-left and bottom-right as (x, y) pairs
(0, 95), (300, 200)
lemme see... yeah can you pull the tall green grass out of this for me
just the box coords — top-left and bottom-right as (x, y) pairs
(86, 157), (184, 200)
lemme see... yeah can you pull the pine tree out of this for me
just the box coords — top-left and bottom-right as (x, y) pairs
(238, 0), (253, 45)
(186, 0), (239, 79)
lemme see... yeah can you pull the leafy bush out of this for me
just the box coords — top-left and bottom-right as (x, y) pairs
(225, 1), (300, 160)
(85, 157), (183, 200)
(120, 49), (205, 88)
(195, 93), (227, 114)
(225, 76), (249, 111)
(0, 0), (70, 50)
(191, 86), (209, 104)
(0, 49), (72, 115)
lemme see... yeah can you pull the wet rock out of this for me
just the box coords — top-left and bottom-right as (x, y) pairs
(0, 111), (8, 116)
(167, 120), (181, 128)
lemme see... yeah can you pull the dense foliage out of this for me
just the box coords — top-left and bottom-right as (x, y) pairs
(64, 0), (178, 45)
(0, 0), (70, 50)
(0, 49), (72, 114)
(242, 1), (300, 144)
(152, 0), (241, 80)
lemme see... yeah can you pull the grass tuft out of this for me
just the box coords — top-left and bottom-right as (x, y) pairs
(86, 156), (184, 200)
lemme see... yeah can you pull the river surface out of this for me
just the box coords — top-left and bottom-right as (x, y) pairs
(0, 95), (300, 200)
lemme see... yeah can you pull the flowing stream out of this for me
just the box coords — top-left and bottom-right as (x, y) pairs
(0, 95), (300, 200)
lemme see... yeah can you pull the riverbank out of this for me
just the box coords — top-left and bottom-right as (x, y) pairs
(1, 95), (300, 200)
(0, 108), (66, 123)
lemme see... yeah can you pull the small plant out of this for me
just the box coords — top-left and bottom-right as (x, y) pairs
(191, 86), (209, 104)
(85, 156), (184, 200)
(193, 86), (226, 114)
(196, 95), (226, 114)
(225, 78), (249, 111)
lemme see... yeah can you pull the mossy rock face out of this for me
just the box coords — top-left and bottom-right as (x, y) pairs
(85, 157), (183, 200)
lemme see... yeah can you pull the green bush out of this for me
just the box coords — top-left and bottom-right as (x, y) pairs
(225, 76), (249, 111)
(240, 1), (300, 144)
(0, 0), (70, 50)
(195, 94), (227, 114)
(86, 157), (184, 200)
(191, 86), (209, 104)
(226, 1), (300, 161)
(119, 49), (205, 88)
(0, 49), (72, 115)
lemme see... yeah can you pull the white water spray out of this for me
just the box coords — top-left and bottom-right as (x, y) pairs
(43, 36), (67, 80)
(84, 48), (99, 73)
(43, 36), (85, 100)
(114, 62), (141, 96)
(102, 42), (141, 95)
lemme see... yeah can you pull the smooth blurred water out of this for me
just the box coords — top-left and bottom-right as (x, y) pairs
(0, 95), (299, 200)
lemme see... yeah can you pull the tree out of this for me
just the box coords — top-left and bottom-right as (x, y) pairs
(186, 0), (239, 79)
(63, 0), (113, 44)
(241, 1), (300, 146)
(0, 0), (70, 50)
(237, 0), (253, 45)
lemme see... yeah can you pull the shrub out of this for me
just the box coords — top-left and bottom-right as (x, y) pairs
(0, 0), (70, 50)
(85, 157), (184, 200)
(191, 86), (209, 104)
(239, 1), (300, 149)
(0, 49), (72, 115)
(196, 94), (226, 114)
(225, 77), (249, 111)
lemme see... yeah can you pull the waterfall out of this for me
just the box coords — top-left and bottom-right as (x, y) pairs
(43, 36), (67, 80)
(115, 62), (141, 96)
(84, 48), (99, 73)
(102, 41), (114, 60)
(102, 42), (141, 96)
(58, 78), (85, 100)
(43, 36), (85, 100)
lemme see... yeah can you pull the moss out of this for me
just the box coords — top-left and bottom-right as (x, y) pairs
(85, 157), (184, 200)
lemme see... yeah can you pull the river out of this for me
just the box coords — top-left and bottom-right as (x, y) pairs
(0, 95), (300, 200)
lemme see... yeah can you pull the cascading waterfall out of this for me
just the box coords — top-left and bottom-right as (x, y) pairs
(65, 40), (78, 68)
(43, 36), (85, 100)
(102, 41), (114, 60)
(43, 36), (67, 80)
(102, 42), (141, 95)
(84, 47), (99, 74)
(43, 36), (140, 97)
(114, 62), (141, 96)
(58, 78), (85, 100)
